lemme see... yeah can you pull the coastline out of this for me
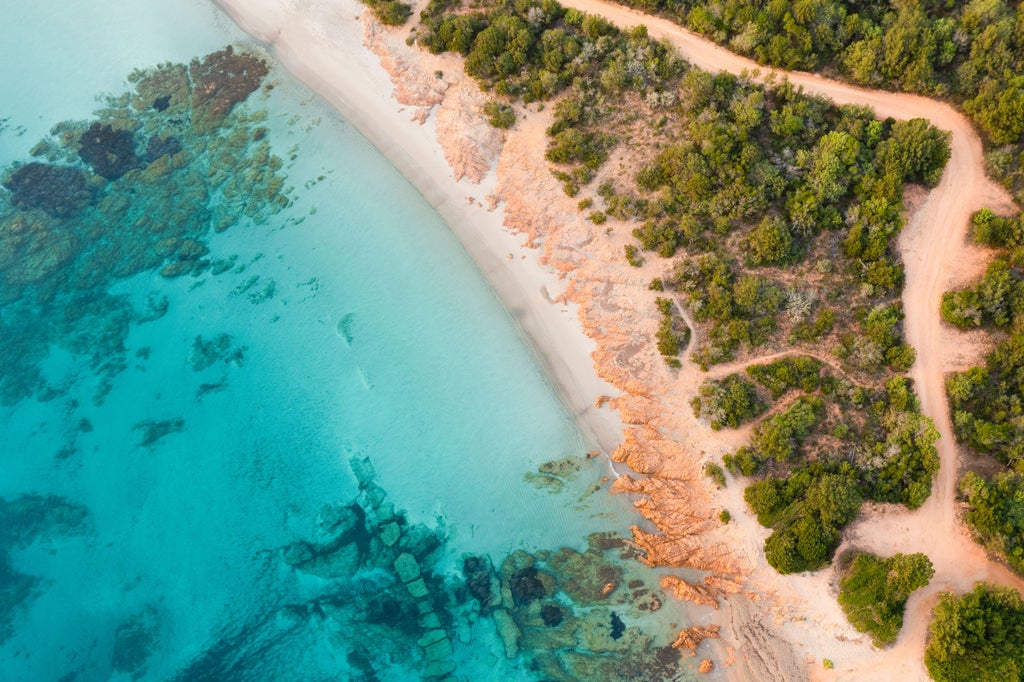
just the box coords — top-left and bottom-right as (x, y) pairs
(212, 0), (626, 455)
(210, 0), (1024, 679)
(210, 0), (784, 677)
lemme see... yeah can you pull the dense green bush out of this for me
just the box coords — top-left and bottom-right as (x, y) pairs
(692, 374), (766, 430)
(483, 100), (516, 129)
(747, 466), (862, 573)
(362, 0), (412, 26)
(925, 583), (1024, 682)
(746, 356), (822, 398)
(838, 552), (934, 647)
(750, 396), (824, 463)
(941, 259), (1023, 329)
(948, 333), (1024, 470)
(960, 471), (1024, 574)
(655, 297), (690, 366)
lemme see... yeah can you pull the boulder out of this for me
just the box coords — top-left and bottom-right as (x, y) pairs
(394, 553), (421, 583)
(491, 609), (520, 659)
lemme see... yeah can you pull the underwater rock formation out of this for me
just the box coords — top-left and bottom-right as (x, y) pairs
(272, 455), (698, 680)
(188, 46), (270, 131)
(78, 122), (140, 180)
(0, 495), (90, 642)
(2, 162), (94, 217)
(0, 46), (288, 405)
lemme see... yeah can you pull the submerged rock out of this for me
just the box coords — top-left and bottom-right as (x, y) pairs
(112, 607), (160, 680)
(144, 135), (182, 163)
(78, 122), (140, 180)
(132, 418), (185, 447)
(189, 46), (269, 130)
(540, 603), (563, 627)
(0, 495), (90, 642)
(509, 566), (547, 606)
(2, 162), (94, 217)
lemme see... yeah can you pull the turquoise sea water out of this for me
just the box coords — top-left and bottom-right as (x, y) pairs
(0, 1), (695, 680)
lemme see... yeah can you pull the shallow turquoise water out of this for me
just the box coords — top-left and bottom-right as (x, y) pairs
(0, 2), (694, 680)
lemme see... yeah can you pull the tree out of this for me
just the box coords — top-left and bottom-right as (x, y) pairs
(839, 551), (934, 646)
(925, 583), (1024, 681)
(745, 215), (794, 266)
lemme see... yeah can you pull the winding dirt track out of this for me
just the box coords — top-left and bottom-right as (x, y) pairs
(557, 0), (1024, 670)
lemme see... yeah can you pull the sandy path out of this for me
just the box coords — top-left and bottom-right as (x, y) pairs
(554, 0), (1024, 675)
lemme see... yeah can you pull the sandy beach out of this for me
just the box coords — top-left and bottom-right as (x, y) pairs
(213, 0), (1022, 679)
(212, 0), (627, 455)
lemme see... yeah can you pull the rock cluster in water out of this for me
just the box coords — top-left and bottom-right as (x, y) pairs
(460, 538), (683, 681)
(0, 46), (289, 405)
(275, 455), (691, 680)
(0, 495), (89, 643)
(282, 455), (456, 680)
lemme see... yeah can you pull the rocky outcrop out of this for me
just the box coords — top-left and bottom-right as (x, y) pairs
(671, 624), (720, 654)
(363, 18), (502, 182)
(659, 575), (720, 609)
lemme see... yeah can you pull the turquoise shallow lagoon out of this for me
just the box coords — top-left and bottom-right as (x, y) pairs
(0, 1), (694, 679)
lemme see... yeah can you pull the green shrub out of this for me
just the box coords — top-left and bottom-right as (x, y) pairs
(925, 584), (1024, 682)
(705, 461), (727, 487)
(369, 0), (412, 26)
(693, 374), (766, 430)
(483, 100), (516, 129)
(838, 552), (934, 647)
(625, 244), (643, 267)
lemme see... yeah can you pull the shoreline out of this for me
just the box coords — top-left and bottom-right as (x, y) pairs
(212, 0), (626, 456)
(211, 0), (1024, 679)
(210, 0), (773, 677)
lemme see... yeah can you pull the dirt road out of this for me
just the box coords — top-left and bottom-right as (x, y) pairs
(554, 0), (1023, 675)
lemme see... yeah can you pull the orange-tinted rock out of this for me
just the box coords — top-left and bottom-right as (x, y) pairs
(660, 575), (719, 609)
(698, 658), (715, 673)
(671, 624), (720, 654)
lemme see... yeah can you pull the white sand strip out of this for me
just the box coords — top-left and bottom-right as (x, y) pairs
(213, 0), (625, 454)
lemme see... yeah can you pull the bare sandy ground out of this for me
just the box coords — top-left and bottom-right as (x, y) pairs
(214, 0), (1022, 679)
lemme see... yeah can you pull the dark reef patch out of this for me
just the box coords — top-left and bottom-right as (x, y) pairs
(188, 46), (270, 131)
(78, 122), (140, 180)
(133, 418), (185, 447)
(144, 135), (181, 163)
(2, 162), (94, 217)
(0, 495), (90, 642)
(0, 46), (288, 406)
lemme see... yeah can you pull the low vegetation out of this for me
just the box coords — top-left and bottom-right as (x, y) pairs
(607, 0), (1024, 204)
(360, 0), (413, 26)
(943, 207), (1024, 573)
(960, 471), (1024, 575)
(925, 583), (1024, 682)
(414, 0), (944, 577)
(655, 297), (690, 367)
(837, 551), (934, 647)
(719, 361), (938, 573)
